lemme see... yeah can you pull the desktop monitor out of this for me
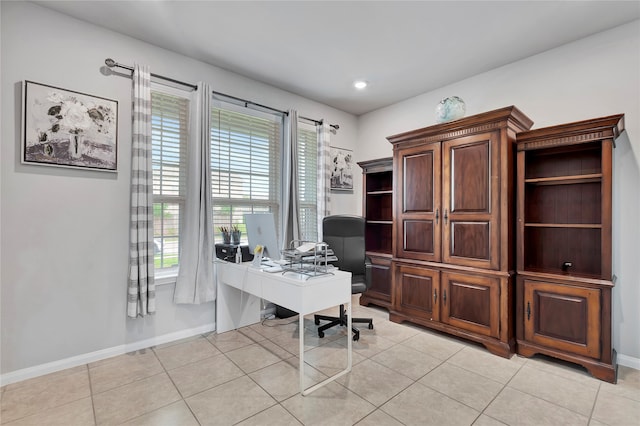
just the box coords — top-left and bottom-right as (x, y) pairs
(244, 213), (281, 261)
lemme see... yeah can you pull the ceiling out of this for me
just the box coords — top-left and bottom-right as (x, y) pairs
(34, 1), (640, 116)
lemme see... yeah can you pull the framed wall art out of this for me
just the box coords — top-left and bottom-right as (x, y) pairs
(330, 146), (354, 191)
(22, 80), (118, 171)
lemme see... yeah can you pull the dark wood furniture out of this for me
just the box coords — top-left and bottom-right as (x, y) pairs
(357, 158), (393, 310)
(515, 114), (623, 383)
(388, 106), (533, 357)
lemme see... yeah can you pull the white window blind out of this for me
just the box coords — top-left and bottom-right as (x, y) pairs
(151, 87), (189, 271)
(210, 103), (282, 243)
(297, 122), (318, 242)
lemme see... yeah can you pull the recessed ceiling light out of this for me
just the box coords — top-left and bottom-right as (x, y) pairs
(354, 80), (368, 90)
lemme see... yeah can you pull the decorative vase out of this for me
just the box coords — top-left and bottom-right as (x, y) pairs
(435, 96), (466, 123)
(68, 133), (84, 159)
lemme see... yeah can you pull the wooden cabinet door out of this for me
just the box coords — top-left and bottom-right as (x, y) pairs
(394, 264), (440, 321)
(523, 279), (601, 358)
(441, 272), (500, 338)
(394, 143), (441, 262)
(367, 255), (392, 302)
(442, 132), (500, 270)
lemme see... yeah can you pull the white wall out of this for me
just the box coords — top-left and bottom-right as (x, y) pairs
(0, 1), (357, 380)
(357, 20), (640, 366)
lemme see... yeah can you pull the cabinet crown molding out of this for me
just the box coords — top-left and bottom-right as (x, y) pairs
(357, 157), (393, 172)
(387, 105), (534, 146)
(516, 114), (624, 150)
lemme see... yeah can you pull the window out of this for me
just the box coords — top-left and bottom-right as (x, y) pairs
(210, 103), (282, 243)
(297, 122), (318, 242)
(151, 85), (190, 271)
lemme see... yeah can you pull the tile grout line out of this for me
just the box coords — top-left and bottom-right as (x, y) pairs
(187, 334), (209, 425)
(86, 363), (98, 426)
(503, 363), (602, 420)
(148, 334), (209, 425)
(0, 365), (97, 425)
(587, 381), (603, 425)
(239, 369), (286, 425)
(364, 347), (446, 407)
(110, 347), (190, 426)
(474, 352), (528, 424)
(246, 317), (380, 425)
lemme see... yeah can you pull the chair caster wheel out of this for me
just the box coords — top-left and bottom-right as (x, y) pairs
(353, 334), (359, 341)
(368, 323), (374, 330)
(318, 331), (324, 338)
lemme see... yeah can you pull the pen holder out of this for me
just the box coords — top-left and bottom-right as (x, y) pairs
(222, 232), (231, 244)
(231, 230), (241, 245)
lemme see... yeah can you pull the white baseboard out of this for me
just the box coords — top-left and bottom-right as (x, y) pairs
(0, 323), (215, 387)
(617, 353), (640, 371)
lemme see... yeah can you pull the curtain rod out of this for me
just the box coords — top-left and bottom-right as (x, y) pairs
(104, 58), (339, 130)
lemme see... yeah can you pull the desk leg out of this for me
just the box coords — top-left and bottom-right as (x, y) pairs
(301, 300), (353, 396)
(347, 300), (353, 370)
(299, 313), (305, 394)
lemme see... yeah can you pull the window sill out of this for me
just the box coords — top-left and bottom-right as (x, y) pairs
(155, 269), (178, 287)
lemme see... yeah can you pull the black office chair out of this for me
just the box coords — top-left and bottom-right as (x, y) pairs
(314, 215), (373, 341)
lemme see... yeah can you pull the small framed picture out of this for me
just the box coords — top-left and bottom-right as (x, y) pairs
(330, 146), (354, 191)
(22, 81), (118, 171)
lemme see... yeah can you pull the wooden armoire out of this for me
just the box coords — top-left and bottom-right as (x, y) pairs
(388, 106), (533, 357)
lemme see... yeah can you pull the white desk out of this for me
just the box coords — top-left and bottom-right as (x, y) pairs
(216, 261), (353, 395)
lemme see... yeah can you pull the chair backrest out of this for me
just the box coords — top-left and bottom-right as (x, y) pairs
(322, 215), (366, 276)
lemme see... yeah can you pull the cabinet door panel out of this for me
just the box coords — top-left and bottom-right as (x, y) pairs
(394, 264), (440, 321)
(404, 152), (435, 212)
(404, 220), (435, 254)
(395, 144), (441, 261)
(367, 256), (392, 300)
(450, 141), (490, 212)
(442, 272), (500, 338)
(450, 221), (491, 260)
(524, 280), (600, 358)
(443, 133), (500, 269)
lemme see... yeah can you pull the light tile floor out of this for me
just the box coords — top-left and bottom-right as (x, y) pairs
(2, 296), (639, 425)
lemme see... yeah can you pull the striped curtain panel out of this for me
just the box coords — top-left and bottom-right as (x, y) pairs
(281, 109), (301, 249)
(316, 122), (332, 241)
(127, 64), (155, 318)
(174, 82), (215, 304)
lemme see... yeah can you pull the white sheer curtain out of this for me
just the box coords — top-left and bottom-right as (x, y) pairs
(317, 122), (332, 242)
(281, 109), (301, 249)
(174, 82), (215, 304)
(127, 64), (155, 318)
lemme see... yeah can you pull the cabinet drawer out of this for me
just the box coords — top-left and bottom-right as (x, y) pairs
(523, 279), (600, 358)
(441, 272), (500, 338)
